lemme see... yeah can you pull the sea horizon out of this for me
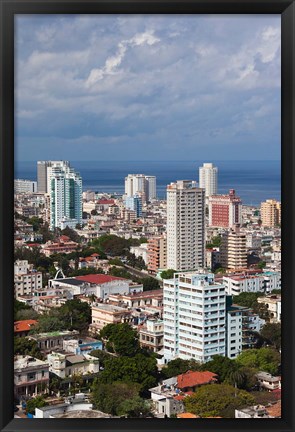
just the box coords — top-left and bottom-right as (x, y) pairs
(15, 160), (281, 207)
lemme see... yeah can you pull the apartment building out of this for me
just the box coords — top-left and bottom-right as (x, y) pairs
(199, 162), (218, 205)
(14, 260), (42, 298)
(147, 236), (167, 274)
(163, 272), (226, 363)
(209, 189), (242, 228)
(166, 180), (205, 271)
(260, 199), (281, 227)
(220, 227), (247, 270)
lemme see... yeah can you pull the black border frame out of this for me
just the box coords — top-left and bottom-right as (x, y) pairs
(1, 1), (294, 431)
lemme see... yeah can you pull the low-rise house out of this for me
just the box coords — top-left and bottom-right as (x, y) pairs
(35, 394), (112, 418)
(14, 355), (49, 400)
(63, 338), (103, 355)
(108, 289), (163, 308)
(14, 320), (38, 338)
(256, 372), (281, 391)
(47, 352), (100, 378)
(235, 405), (270, 418)
(177, 370), (218, 392)
(28, 330), (79, 353)
(139, 318), (164, 353)
(257, 295), (281, 323)
(41, 236), (79, 257)
(150, 371), (218, 418)
(90, 303), (133, 333)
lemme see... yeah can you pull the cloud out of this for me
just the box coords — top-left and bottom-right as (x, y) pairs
(86, 30), (160, 86)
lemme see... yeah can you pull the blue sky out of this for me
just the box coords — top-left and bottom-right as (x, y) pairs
(15, 14), (281, 161)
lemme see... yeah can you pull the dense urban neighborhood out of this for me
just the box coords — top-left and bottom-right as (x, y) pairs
(14, 161), (281, 419)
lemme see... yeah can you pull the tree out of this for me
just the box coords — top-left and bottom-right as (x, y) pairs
(25, 396), (48, 415)
(142, 277), (160, 291)
(99, 323), (140, 357)
(61, 226), (82, 243)
(108, 258), (124, 266)
(201, 355), (238, 382)
(161, 358), (202, 380)
(236, 348), (280, 375)
(58, 299), (91, 333)
(260, 322), (281, 350)
(15, 308), (39, 321)
(91, 381), (140, 415)
(14, 337), (42, 359)
(89, 349), (112, 367)
(98, 353), (159, 393)
(184, 383), (255, 418)
(117, 396), (153, 418)
(257, 261), (266, 269)
(160, 269), (177, 280)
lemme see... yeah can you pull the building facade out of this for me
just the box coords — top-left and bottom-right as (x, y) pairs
(14, 179), (37, 194)
(147, 236), (167, 274)
(209, 189), (242, 228)
(220, 227), (247, 270)
(260, 199), (281, 227)
(163, 272), (226, 363)
(199, 162), (218, 204)
(124, 174), (157, 202)
(14, 356), (50, 400)
(14, 260), (42, 298)
(49, 164), (82, 230)
(166, 180), (205, 271)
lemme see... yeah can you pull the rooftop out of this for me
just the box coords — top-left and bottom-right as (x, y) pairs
(14, 355), (49, 370)
(14, 319), (38, 333)
(75, 274), (127, 284)
(177, 371), (218, 389)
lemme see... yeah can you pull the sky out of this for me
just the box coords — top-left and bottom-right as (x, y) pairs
(15, 14), (281, 162)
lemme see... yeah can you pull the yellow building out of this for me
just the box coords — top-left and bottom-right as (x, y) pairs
(260, 199), (281, 227)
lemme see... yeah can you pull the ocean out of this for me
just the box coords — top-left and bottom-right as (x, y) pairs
(15, 160), (281, 207)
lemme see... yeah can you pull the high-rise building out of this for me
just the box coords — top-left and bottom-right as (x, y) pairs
(199, 163), (218, 204)
(163, 272), (226, 363)
(124, 174), (156, 202)
(124, 195), (142, 218)
(147, 235), (167, 275)
(49, 164), (82, 230)
(209, 189), (242, 228)
(166, 180), (205, 271)
(260, 199), (281, 227)
(37, 161), (70, 193)
(14, 179), (37, 194)
(220, 226), (247, 270)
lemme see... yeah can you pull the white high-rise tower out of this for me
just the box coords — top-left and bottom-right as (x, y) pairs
(199, 163), (218, 204)
(166, 180), (205, 271)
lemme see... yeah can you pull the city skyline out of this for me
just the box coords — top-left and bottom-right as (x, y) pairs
(15, 14), (280, 162)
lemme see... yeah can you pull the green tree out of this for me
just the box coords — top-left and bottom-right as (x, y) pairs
(91, 381), (140, 415)
(260, 322), (281, 350)
(25, 396), (48, 415)
(108, 258), (124, 266)
(236, 348), (280, 375)
(257, 261), (266, 269)
(184, 383), (255, 418)
(161, 358), (202, 379)
(61, 226), (82, 243)
(89, 349), (112, 367)
(98, 353), (158, 393)
(202, 355), (238, 382)
(14, 337), (42, 359)
(99, 323), (140, 357)
(15, 308), (39, 321)
(142, 277), (160, 291)
(117, 396), (153, 418)
(58, 299), (91, 333)
(160, 269), (177, 280)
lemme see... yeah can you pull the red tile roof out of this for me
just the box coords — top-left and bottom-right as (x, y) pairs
(266, 400), (281, 418)
(177, 413), (199, 418)
(75, 274), (126, 284)
(14, 320), (38, 333)
(177, 371), (218, 389)
(98, 199), (115, 205)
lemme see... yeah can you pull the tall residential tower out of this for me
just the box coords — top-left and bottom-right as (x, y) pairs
(199, 162), (218, 205)
(166, 180), (205, 271)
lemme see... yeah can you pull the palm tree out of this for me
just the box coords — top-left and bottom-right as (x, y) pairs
(228, 370), (245, 397)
